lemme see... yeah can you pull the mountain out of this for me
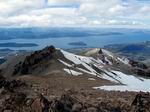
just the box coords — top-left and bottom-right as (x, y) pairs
(0, 28), (123, 40)
(0, 46), (150, 112)
(104, 41), (150, 64)
(0, 42), (38, 47)
(1, 46), (150, 92)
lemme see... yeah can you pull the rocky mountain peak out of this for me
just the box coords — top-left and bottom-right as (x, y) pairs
(13, 46), (56, 75)
(98, 48), (103, 54)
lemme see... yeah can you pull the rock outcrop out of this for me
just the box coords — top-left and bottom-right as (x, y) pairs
(0, 75), (26, 92)
(132, 93), (150, 112)
(13, 46), (56, 75)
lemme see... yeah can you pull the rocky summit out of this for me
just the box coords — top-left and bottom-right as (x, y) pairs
(13, 46), (56, 75)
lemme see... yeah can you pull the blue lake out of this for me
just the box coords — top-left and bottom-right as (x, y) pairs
(0, 28), (150, 50)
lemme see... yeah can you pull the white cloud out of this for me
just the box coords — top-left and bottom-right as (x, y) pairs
(88, 19), (143, 26)
(0, 0), (45, 16)
(108, 5), (126, 15)
(139, 5), (150, 14)
(0, 0), (149, 27)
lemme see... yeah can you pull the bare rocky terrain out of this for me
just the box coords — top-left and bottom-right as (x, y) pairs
(0, 46), (150, 112)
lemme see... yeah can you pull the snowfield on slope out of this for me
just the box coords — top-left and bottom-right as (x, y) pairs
(60, 49), (150, 92)
(61, 50), (98, 76)
(63, 68), (83, 76)
(94, 71), (150, 92)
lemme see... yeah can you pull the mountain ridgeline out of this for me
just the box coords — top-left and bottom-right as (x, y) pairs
(104, 41), (150, 63)
(3, 46), (148, 78)
(0, 45), (150, 112)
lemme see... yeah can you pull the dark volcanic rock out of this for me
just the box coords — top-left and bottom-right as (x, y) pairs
(129, 60), (148, 69)
(0, 92), (50, 112)
(0, 89), (150, 112)
(133, 68), (149, 77)
(49, 93), (128, 112)
(0, 93), (25, 112)
(31, 94), (50, 112)
(132, 93), (150, 112)
(129, 60), (150, 77)
(0, 75), (26, 92)
(13, 46), (56, 75)
(50, 94), (81, 112)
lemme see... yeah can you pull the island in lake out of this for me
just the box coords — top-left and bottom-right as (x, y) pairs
(0, 43), (38, 47)
(68, 41), (87, 46)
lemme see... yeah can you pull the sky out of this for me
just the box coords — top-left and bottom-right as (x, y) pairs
(0, 0), (150, 28)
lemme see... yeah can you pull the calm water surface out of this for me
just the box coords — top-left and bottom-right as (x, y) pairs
(0, 28), (150, 50)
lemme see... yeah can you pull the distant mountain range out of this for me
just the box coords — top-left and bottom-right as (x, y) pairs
(104, 41), (150, 64)
(0, 42), (38, 47)
(0, 28), (123, 40)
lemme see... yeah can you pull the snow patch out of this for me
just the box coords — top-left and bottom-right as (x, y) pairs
(100, 71), (119, 83)
(102, 49), (114, 58)
(61, 50), (97, 75)
(63, 68), (83, 76)
(88, 78), (96, 81)
(60, 49), (150, 92)
(77, 67), (95, 75)
(117, 57), (130, 65)
(94, 71), (150, 92)
(58, 59), (72, 67)
(105, 57), (112, 65)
